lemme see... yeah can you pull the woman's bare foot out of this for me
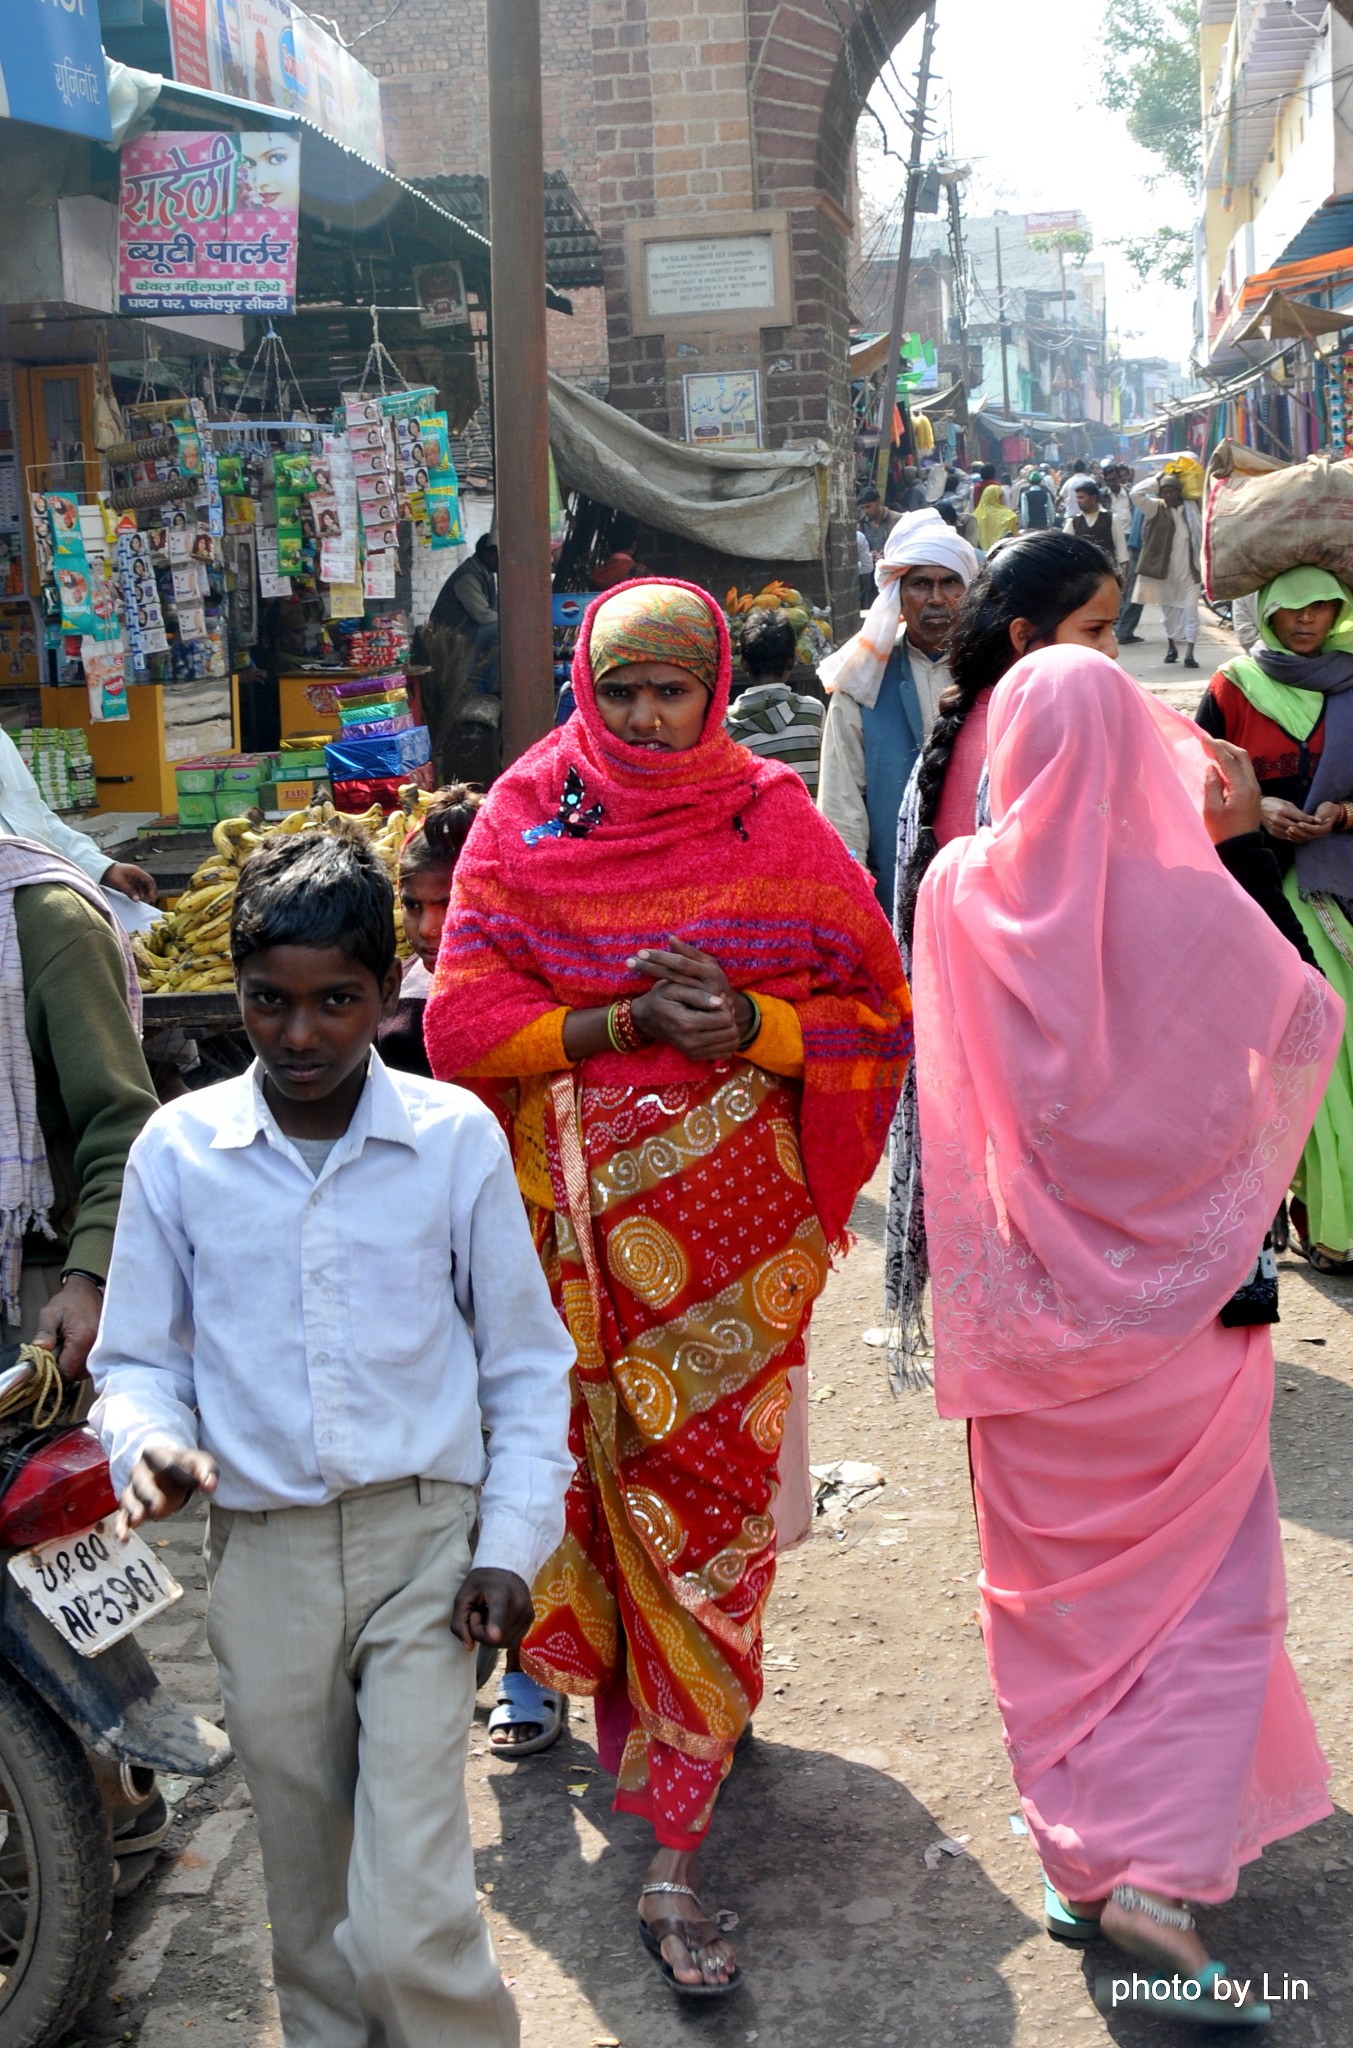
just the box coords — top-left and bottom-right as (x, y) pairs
(638, 1847), (738, 1989)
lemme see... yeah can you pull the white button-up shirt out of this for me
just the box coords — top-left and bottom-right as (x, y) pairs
(0, 726), (110, 884)
(89, 1054), (576, 1584)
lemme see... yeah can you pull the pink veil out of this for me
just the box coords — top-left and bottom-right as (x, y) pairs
(913, 646), (1343, 1417)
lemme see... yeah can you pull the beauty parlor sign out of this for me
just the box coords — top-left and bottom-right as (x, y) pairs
(117, 131), (299, 316)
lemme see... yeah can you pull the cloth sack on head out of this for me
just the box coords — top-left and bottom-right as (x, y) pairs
(0, 836), (143, 1324)
(818, 508), (978, 708)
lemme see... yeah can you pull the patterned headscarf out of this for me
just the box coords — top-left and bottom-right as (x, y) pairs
(588, 583), (719, 693)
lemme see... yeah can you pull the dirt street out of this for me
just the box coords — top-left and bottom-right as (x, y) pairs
(64, 601), (1353, 2048)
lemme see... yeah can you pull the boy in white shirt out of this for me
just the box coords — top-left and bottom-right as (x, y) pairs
(89, 830), (575, 2048)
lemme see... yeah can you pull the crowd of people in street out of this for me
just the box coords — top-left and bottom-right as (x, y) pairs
(3, 436), (1352, 2041)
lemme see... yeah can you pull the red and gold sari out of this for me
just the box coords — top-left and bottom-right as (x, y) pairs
(525, 1064), (826, 1845)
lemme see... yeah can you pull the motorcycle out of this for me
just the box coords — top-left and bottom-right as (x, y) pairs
(0, 1347), (231, 2047)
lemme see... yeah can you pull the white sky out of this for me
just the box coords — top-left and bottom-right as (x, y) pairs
(858, 0), (1197, 366)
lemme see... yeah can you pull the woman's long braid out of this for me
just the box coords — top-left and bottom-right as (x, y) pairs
(898, 678), (986, 951)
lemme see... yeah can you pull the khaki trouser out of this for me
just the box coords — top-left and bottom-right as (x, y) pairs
(205, 1479), (517, 2048)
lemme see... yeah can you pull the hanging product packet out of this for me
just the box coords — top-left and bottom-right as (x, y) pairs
(173, 423), (204, 479)
(29, 493), (54, 583)
(275, 452), (316, 495)
(47, 495), (100, 633)
(82, 636), (129, 722)
(419, 413), (451, 470)
(425, 477), (463, 548)
(258, 528), (291, 600)
(275, 492), (304, 575)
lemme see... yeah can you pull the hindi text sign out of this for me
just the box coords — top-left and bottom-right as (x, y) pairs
(117, 132), (299, 316)
(3, 0), (112, 142)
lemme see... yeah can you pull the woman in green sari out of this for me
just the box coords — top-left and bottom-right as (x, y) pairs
(1198, 566), (1353, 1271)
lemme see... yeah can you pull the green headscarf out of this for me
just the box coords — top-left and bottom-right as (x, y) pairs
(1223, 567), (1353, 740)
(1258, 566), (1353, 655)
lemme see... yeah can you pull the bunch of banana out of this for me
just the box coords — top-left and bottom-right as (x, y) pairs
(133, 784), (437, 993)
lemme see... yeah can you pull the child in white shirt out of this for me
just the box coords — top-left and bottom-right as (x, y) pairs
(90, 830), (574, 2048)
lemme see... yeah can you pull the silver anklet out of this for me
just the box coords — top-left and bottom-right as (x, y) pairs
(1111, 1883), (1194, 1932)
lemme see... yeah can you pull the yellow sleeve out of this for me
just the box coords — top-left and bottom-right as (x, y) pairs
(461, 1007), (572, 1077)
(746, 993), (804, 1079)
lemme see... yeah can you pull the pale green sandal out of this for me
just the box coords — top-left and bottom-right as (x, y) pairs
(1044, 1876), (1100, 1946)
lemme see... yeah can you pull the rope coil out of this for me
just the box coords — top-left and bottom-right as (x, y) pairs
(0, 1347), (68, 1428)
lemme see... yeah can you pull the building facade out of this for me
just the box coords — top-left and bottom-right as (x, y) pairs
(1200, 0), (1353, 364)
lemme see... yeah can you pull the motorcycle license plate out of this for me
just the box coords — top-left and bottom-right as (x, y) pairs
(8, 1516), (181, 1656)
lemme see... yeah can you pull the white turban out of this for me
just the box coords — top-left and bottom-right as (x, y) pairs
(818, 508), (978, 707)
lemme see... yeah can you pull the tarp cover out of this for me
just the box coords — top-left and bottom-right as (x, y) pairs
(547, 373), (827, 561)
(1232, 291), (1352, 344)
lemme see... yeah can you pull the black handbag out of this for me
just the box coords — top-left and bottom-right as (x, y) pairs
(1219, 1234), (1279, 1327)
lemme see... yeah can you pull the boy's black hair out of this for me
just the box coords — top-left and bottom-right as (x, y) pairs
(231, 829), (396, 981)
(740, 607), (798, 681)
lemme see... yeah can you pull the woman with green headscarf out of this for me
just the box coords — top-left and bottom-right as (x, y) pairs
(1198, 566), (1353, 1271)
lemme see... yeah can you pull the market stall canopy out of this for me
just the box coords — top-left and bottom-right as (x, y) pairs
(849, 333), (890, 377)
(547, 374), (827, 561)
(1231, 291), (1352, 344)
(913, 379), (969, 425)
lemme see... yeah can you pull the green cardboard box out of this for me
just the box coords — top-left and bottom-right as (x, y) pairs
(214, 789), (259, 821)
(177, 791), (218, 826)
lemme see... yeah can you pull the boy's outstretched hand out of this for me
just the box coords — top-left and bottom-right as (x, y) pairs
(116, 1442), (219, 1539)
(451, 1567), (533, 1652)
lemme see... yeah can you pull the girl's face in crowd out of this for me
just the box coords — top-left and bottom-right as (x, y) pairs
(1269, 600), (1340, 657)
(398, 858), (455, 971)
(593, 661), (710, 752)
(1011, 576), (1121, 663)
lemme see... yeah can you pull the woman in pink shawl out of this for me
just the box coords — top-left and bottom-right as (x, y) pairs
(913, 645), (1342, 2025)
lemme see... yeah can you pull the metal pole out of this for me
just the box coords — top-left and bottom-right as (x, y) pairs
(487, 0), (553, 763)
(874, 1), (937, 496)
(994, 223), (1011, 417)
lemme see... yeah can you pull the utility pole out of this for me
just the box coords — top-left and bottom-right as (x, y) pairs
(874, 1), (938, 496)
(942, 163), (971, 390)
(487, 0), (554, 763)
(993, 221), (1012, 417)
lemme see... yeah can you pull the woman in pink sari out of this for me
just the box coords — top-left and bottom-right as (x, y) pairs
(913, 645), (1343, 2025)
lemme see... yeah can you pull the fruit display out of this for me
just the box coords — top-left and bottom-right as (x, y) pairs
(132, 784), (435, 994)
(723, 579), (833, 669)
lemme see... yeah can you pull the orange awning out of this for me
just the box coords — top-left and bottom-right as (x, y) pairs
(1238, 247), (1353, 309)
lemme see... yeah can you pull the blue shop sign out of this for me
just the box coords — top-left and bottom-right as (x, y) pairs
(1, 0), (113, 143)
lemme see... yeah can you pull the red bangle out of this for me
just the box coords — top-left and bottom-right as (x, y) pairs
(607, 997), (649, 1052)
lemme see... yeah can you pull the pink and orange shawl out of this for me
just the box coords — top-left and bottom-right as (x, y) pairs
(425, 578), (910, 1245)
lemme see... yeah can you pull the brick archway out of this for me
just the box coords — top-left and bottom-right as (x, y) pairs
(743, 2), (927, 609)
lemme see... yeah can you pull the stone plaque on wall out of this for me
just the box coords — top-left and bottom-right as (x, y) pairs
(624, 211), (793, 337)
(644, 235), (775, 317)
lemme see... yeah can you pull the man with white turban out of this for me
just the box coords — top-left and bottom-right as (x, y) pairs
(816, 508), (978, 911)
